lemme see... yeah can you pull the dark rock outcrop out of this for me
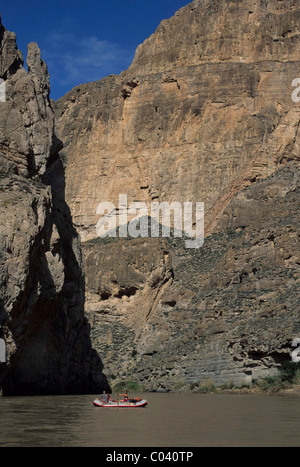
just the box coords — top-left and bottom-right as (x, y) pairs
(0, 17), (109, 395)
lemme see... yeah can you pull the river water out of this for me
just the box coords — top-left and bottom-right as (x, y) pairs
(0, 392), (299, 447)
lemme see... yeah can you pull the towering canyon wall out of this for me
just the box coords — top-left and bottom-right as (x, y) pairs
(55, 0), (300, 239)
(54, 0), (300, 390)
(0, 0), (297, 393)
(0, 17), (109, 395)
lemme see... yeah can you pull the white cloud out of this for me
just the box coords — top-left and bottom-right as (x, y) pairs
(43, 30), (134, 91)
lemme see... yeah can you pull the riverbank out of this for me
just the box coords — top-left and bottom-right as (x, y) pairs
(177, 380), (300, 397)
(113, 361), (300, 397)
(111, 381), (300, 397)
(191, 384), (300, 397)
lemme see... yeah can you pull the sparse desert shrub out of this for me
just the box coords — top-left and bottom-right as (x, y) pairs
(112, 380), (141, 393)
(198, 379), (216, 393)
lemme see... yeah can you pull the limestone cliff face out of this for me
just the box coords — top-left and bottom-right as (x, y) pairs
(0, 18), (108, 395)
(55, 0), (300, 240)
(54, 0), (300, 389)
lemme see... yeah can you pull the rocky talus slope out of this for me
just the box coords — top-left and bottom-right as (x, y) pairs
(54, 0), (300, 390)
(0, 17), (109, 395)
(83, 164), (300, 390)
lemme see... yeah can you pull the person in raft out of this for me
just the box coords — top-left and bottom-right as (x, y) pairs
(118, 392), (128, 402)
(99, 391), (110, 403)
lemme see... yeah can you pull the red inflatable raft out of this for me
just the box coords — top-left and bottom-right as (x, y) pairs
(93, 398), (147, 408)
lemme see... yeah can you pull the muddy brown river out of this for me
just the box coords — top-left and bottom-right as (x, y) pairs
(0, 392), (299, 447)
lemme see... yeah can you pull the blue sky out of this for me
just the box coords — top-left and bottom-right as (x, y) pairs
(1, 0), (190, 100)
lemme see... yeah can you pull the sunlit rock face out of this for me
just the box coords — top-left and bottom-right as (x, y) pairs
(55, 0), (300, 240)
(54, 0), (300, 390)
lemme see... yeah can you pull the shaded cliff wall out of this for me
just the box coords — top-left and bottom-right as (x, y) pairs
(0, 18), (109, 395)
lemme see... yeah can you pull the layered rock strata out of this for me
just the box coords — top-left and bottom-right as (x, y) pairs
(82, 163), (300, 390)
(0, 17), (108, 395)
(55, 0), (300, 239)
